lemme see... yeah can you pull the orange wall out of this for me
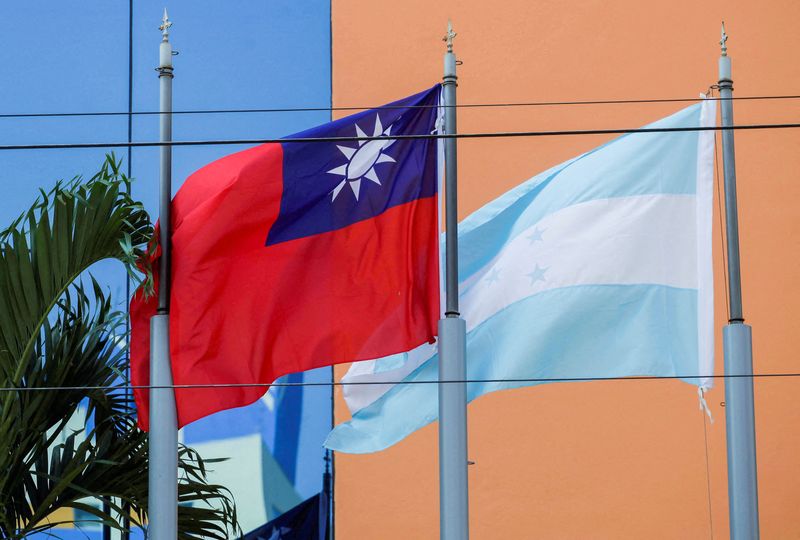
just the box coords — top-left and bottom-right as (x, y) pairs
(331, 1), (800, 538)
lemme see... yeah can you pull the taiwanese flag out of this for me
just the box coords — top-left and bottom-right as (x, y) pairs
(131, 86), (441, 430)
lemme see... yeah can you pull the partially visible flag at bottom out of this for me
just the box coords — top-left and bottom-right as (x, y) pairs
(243, 491), (328, 540)
(326, 98), (716, 454)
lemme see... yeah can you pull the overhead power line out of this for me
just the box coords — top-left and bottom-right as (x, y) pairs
(0, 94), (799, 120)
(0, 122), (798, 152)
(0, 371), (797, 393)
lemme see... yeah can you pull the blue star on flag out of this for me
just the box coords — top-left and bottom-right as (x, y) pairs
(484, 267), (501, 285)
(526, 264), (547, 285)
(526, 227), (545, 244)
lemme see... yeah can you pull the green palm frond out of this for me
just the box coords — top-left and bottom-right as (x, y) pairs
(0, 156), (240, 539)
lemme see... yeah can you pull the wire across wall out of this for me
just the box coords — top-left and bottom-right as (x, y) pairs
(0, 93), (798, 119)
(0, 122), (799, 151)
(1, 372), (798, 392)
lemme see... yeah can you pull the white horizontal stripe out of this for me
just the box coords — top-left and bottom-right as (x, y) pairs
(343, 194), (700, 414)
(462, 194), (698, 331)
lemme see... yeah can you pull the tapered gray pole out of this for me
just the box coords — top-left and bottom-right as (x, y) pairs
(718, 23), (760, 540)
(148, 9), (178, 539)
(439, 21), (469, 540)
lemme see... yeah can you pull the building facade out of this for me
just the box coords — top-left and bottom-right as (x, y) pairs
(330, 1), (800, 538)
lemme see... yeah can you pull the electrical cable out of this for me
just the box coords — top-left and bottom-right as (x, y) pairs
(1, 94), (799, 119)
(701, 408), (715, 540)
(1, 122), (799, 152)
(1, 371), (799, 392)
(713, 113), (731, 321)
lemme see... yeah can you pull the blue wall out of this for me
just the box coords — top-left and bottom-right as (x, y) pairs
(0, 1), (332, 536)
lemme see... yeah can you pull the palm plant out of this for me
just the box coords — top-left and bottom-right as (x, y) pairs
(0, 156), (239, 538)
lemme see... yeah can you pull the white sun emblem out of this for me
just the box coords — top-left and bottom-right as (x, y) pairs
(327, 115), (396, 202)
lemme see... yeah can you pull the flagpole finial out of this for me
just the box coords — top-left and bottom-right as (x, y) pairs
(160, 8), (172, 42)
(443, 20), (457, 53)
(720, 21), (728, 57)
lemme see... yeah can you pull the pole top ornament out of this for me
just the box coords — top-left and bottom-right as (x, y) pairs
(160, 8), (172, 42)
(720, 21), (728, 57)
(443, 20), (456, 53)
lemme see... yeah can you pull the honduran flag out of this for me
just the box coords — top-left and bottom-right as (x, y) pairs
(131, 86), (442, 430)
(326, 99), (717, 453)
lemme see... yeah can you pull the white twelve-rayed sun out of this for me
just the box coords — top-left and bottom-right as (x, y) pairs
(327, 115), (396, 202)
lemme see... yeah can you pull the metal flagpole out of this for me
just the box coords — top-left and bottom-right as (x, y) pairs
(439, 20), (469, 540)
(148, 8), (178, 539)
(718, 22), (760, 540)
(121, 2), (135, 538)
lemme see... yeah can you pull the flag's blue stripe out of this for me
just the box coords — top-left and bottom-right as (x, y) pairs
(458, 104), (702, 278)
(326, 284), (699, 453)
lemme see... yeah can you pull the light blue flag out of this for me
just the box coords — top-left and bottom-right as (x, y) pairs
(325, 100), (717, 454)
